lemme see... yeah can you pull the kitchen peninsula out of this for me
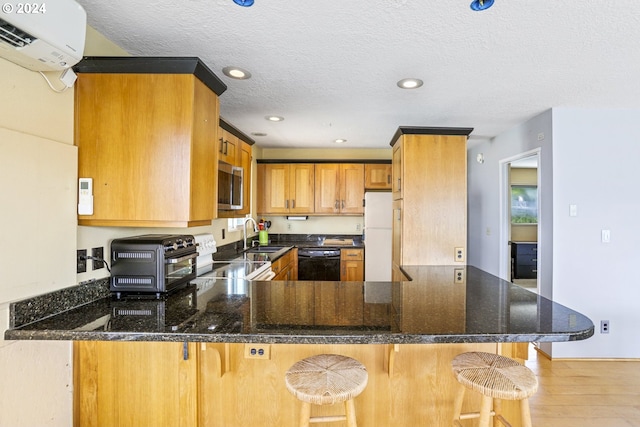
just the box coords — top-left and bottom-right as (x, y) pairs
(5, 266), (593, 427)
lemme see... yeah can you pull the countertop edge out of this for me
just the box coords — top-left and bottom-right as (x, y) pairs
(4, 329), (595, 344)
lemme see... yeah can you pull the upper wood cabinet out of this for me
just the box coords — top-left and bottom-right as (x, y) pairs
(391, 127), (472, 266)
(364, 163), (392, 190)
(314, 164), (364, 215)
(74, 57), (226, 227)
(257, 163), (315, 214)
(218, 127), (238, 165)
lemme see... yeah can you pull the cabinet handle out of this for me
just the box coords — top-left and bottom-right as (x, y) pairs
(397, 178), (401, 191)
(335, 200), (339, 210)
(286, 200), (289, 209)
(218, 138), (224, 154)
(387, 175), (391, 184)
(291, 199), (295, 209)
(341, 200), (345, 209)
(183, 341), (189, 360)
(224, 140), (229, 155)
(395, 208), (401, 221)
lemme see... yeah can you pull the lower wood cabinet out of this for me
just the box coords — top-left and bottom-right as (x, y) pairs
(73, 341), (199, 427)
(75, 341), (528, 427)
(340, 248), (364, 281)
(271, 248), (298, 281)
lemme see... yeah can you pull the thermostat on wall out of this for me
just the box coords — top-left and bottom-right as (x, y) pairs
(78, 178), (93, 215)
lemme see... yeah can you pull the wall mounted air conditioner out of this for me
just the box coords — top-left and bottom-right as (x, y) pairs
(0, 0), (86, 72)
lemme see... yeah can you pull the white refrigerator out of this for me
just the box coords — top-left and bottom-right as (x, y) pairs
(363, 192), (393, 281)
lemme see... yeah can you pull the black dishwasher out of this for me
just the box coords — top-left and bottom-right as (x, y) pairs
(297, 247), (341, 281)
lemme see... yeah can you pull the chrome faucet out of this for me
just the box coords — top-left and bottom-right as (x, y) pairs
(243, 217), (259, 250)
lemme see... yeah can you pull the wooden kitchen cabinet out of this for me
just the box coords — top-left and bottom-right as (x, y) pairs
(271, 248), (298, 281)
(257, 163), (315, 214)
(340, 248), (364, 281)
(74, 341), (199, 427)
(74, 57), (226, 227)
(314, 163), (364, 214)
(391, 127), (472, 266)
(364, 163), (392, 190)
(218, 126), (238, 165)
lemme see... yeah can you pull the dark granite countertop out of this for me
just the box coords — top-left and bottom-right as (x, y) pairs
(4, 266), (594, 345)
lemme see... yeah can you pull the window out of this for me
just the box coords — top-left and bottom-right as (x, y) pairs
(228, 216), (249, 231)
(510, 185), (538, 224)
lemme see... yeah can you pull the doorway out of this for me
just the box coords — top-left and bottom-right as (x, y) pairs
(499, 150), (541, 293)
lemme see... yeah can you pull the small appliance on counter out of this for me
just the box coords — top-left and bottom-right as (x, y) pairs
(110, 234), (198, 297)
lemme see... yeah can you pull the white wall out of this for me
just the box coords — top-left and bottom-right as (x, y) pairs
(0, 59), (76, 426)
(551, 108), (640, 358)
(467, 109), (553, 298)
(468, 107), (640, 359)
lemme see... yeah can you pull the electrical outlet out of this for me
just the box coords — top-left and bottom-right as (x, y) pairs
(356, 223), (361, 231)
(244, 344), (271, 360)
(600, 320), (610, 334)
(77, 249), (87, 273)
(455, 247), (465, 262)
(91, 247), (104, 270)
(287, 223), (292, 231)
(454, 268), (465, 284)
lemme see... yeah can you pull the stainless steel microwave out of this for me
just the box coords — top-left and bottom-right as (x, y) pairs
(218, 161), (243, 210)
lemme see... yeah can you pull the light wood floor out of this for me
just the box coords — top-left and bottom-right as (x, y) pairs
(526, 346), (640, 427)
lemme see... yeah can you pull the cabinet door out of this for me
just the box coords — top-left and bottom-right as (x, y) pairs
(218, 128), (238, 165)
(74, 341), (198, 427)
(340, 164), (364, 214)
(258, 164), (290, 214)
(341, 248), (364, 281)
(365, 164), (392, 190)
(289, 164), (315, 213)
(314, 164), (340, 213)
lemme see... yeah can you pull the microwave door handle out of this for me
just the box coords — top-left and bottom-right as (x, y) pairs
(165, 253), (198, 264)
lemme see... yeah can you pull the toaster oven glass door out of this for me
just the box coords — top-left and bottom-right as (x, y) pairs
(166, 253), (198, 289)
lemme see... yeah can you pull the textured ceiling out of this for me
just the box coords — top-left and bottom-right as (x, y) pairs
(76, 0), (640, 149)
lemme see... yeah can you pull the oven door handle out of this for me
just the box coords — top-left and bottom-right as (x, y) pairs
(165, 253), (198, 264)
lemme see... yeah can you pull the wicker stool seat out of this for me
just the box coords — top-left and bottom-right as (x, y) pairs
(285, 354), (368, 427)
(451, 352), (538, 427)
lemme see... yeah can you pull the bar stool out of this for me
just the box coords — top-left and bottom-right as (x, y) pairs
(451, 351), (538, 427)
(285, 354), (368, 427)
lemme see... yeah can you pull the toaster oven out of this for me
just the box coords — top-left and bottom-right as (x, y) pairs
(110, 234), (198, 297)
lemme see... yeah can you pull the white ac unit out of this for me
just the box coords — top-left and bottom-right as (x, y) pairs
(0, 0), (86, 72)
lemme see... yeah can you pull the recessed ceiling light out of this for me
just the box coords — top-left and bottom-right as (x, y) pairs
(333, 139), (347, 144)
(233, 0), (254, 7)
(222, 66), (252, 80)
(470, 0), (494, 11)
(397, 78), (424, 89)
(265, 116), (284, 122)
(251, 132), (267, 137)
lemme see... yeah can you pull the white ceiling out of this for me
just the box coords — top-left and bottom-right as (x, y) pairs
(76, 0), (640, 149)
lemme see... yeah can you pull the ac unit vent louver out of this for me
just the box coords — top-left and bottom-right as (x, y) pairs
(0, 18), (36, 48)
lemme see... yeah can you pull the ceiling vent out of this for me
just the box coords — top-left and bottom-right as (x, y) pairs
(0, 0), (86, 72)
